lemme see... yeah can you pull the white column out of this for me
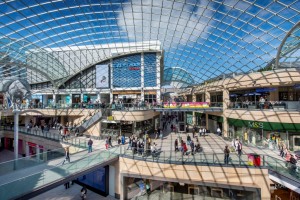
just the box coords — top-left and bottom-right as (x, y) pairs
(80, 93), (84, 103)
(69, 94), (72, 106)
(13, 110), (20, 160)
(36, 145), (40, 161)
(141, 53), (144, 101)
(25, 142), (29, 157)
(109, 165), (116, 197)
(110, 59), (113, 103)
(53, 93), (56, 107)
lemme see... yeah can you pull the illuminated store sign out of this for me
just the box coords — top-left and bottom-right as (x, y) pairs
(115, 62), (140, 69)
(248, 121), (263, 129)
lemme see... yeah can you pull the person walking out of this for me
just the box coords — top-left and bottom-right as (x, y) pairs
(224, 145), (230, 164)
(62, 147), (70, 164)
(81, 186), (87, 200)
(64, 181), (70, 189)
(88, 138), (93, 153)
(105, 137), (109, 149)
(109, 136), (113, 147)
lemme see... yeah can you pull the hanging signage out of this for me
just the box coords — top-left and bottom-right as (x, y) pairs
(255, 88), (276, 93)
(248, 121), (263, 129)
(107, 116), (114, 121)
(96, 64), (109, 88)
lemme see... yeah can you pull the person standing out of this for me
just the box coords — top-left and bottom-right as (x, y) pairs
(190, 140), (195, 155)
(237, 141), (242, 157)
(199, 128), (202, 137)
(217, 127), (221, 136)
(224, 145), (230, 164)
(88, 138), (93, 153)
(174, 139), (179, 152)
(109, 136), (113, 147)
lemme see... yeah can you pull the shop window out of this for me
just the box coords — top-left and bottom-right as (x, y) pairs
(279, 92), (288, 101)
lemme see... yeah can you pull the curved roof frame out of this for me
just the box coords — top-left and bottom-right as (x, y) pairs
(0, 1), (299, 85)
(276, 21), (300, 68)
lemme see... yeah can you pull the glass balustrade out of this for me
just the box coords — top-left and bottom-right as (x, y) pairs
(0, 148), (119, 200)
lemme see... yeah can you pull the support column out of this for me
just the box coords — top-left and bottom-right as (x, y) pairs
(80, 93), (84, 103)
(53, 93), (56, 108)
(43, 147), (47, 161)
(25, 142), (29, 157)
(13, 110), (20, 160)
(223, 88), (229, 137)
(192, 94), (196, 125)
(36, 145), (40, 161)
(205, 90), (211, 103)
(205, 113), (209, 130)
(69, 94), (72, 107)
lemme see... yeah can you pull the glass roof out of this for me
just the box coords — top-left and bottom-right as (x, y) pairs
(0, 0), (299, 88)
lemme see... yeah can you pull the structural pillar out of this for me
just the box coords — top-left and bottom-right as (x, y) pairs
(36, 145), (40, 161)
(192, 94), (197, 125)
(222, 88), (229, 138)
(53, 93), (56, 108)
(25, 142), (29, 157)
(13, 110), (20, 160)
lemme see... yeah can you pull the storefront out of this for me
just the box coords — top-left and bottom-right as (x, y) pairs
(56, 95), (71, 107)
(76, 166), (109, 196)
(207, 115), (223, 133)
(228, 118), (300, 150)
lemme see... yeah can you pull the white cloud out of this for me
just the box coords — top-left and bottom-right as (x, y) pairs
(117, 0), (213, 49)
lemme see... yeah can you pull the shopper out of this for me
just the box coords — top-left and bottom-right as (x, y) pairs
(88, 138), (93, 153)
(62, 147), (70, 164)
(224, 145), (230, 164)
(174, 139), (179, 152)
(81, 186), (87, 200)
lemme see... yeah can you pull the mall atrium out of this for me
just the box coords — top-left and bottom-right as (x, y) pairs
(0, 0), (300, 199)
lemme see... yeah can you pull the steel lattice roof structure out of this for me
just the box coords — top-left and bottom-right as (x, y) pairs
(0, 0), (300, 88)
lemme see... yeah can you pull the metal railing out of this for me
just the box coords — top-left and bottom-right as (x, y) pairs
(2, 126), (88, 149)
(119, 147), (300, 181)
(228, 101), (288, 110)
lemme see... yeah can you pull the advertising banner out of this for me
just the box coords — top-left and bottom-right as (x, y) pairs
(163, 102), (210, 108)
(96, 64), (109, 88)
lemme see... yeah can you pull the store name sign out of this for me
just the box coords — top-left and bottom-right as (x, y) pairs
(248, 121), (263, 129)
(115, 62), (140, 70)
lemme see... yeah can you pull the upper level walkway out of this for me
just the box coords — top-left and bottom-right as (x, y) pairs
(0, 127), (300, 199)
(0, 102), (223, 116)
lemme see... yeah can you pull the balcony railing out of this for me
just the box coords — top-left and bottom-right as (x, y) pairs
(228, 101), (300, 111)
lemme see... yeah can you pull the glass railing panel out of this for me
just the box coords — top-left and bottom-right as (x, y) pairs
(0, 148), (66, 176)
(0, 150), (119, 200)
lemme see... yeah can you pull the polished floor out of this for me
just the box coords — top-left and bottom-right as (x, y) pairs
(30, 183), (116, 200)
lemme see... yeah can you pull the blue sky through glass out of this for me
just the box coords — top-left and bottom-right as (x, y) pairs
(0, 0), (299, 86)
